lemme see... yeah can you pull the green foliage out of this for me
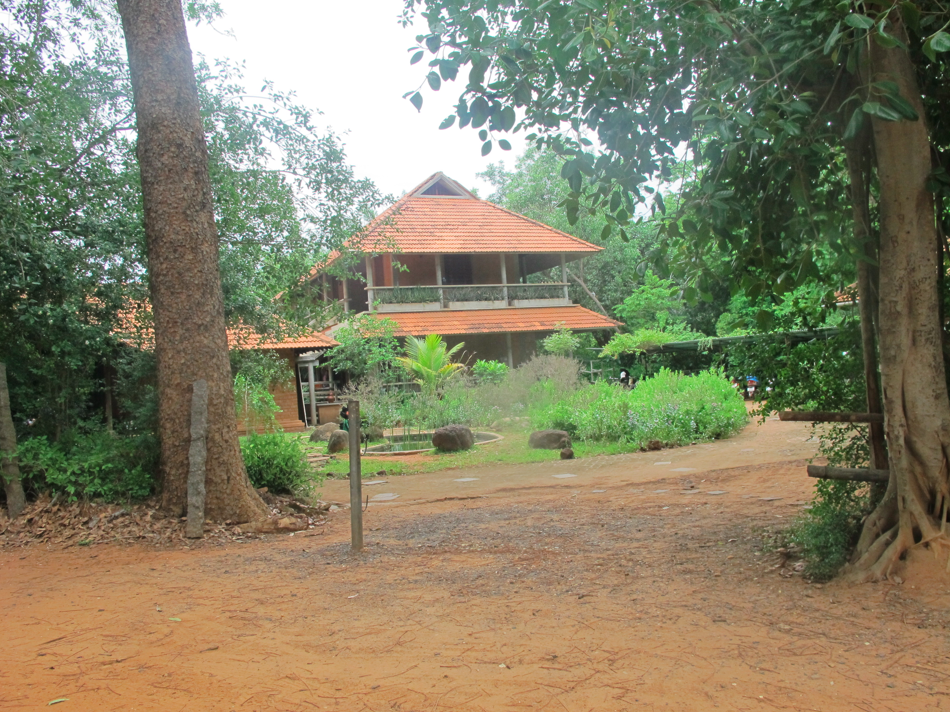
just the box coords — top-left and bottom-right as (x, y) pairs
(239, 432), (314, 495)
(396, 334), (466, 392)
(541, 326), (581, 356)
(529, 368), (747, 445)
(471, 359), (509, 384)
(326, 315), (401, 380)
(15, 432), (155, 502)
(786, 480), (873, 581)
(232, 351), (292, 431)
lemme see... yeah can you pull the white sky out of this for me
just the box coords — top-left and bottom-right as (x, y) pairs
(188, 0), (527, 201)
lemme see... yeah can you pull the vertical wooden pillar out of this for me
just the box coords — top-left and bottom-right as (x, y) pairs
(365, 255), (376, 311)
(307, 361), (317, 427)
(560, 253), (569, 301)
(342, 277), (350, 314)
(500, 254), (509, 305)
(506, 332), (514, 368)
(435, 254), (444, 308)
(348, 399), (363, 551)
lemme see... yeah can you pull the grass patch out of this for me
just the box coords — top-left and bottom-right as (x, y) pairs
(299, 424), (648, 479)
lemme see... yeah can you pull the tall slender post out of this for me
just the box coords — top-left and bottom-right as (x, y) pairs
(499, 253), (509, 305)
(342, 277), (350, 313)
(505, 333), (514, 368)
(560, 253), (569, 301)
(348, 399), (363, 551)
(307, 361), (317, 427)
(435, 254), (444, 308)
(365, 256), (376, 312)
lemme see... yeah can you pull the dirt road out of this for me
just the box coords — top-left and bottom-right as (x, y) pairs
(2, 417), (949, 711)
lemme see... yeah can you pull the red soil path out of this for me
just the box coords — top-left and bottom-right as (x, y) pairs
(2, 416), (949, 711)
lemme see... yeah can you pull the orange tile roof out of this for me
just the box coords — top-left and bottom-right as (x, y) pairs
(312, 173), (603, 276)
(228, 329), (338, 350)
(366, 306), (620, 336)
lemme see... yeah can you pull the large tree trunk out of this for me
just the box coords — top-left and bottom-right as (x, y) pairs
(0, 362), (26, 519)
(845, 21), (950, 580)
(116, 0), (266, 522)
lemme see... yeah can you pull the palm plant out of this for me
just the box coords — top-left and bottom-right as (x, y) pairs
(396, 334), (466, 393)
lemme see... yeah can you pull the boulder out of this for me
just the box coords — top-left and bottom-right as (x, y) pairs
(432, 424), (475, 452)
(309, 421), (339, 442)
(529, 429), (571, 450)
(327, 429), (349, 454)
(560, 447), (574, 460)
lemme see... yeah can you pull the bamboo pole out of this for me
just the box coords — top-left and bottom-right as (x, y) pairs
(807, 465), (889, 482)
(779, 411), (884, 423)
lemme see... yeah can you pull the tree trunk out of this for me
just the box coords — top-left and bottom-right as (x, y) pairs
(116, 0), (266, 522)
(845, 21), (950, 580)
(0, 362), (27, 519)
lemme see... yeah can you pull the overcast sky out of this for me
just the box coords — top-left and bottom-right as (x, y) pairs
(188, 0), (526, 201)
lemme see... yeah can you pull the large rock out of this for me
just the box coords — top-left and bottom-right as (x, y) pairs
(327, 429), (349, 454)
(529, 429), (571, 449)
(309, 421), (339, 442)
(432, 424), (475, 452)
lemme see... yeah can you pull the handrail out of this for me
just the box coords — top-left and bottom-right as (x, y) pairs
(367, 282), (569, 290)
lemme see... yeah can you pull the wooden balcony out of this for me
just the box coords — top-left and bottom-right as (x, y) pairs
(369, 282), (571, 312)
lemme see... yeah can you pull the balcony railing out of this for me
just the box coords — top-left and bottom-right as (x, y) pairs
(370, 282), (570, 311)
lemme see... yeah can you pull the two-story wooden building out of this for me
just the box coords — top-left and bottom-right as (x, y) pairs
(249, 172), (620, 431)
(315, 172), (619, 367)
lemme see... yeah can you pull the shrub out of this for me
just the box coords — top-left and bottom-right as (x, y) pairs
(16, 431), (155, 502)
(529, 368), (747, 446)
(240, 432), (314, 495)
(471, 359), (509, 384)
(785, 479), (872, 581)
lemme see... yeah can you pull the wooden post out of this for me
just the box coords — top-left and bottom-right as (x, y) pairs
(505, 332), (514, 368)
(348, 399), (363, 551)
(499, 253), (509, 305)
(342, 277), (349, 314)
(307, 361), (317, 427)
(435, 254), (444, 308)
(560, 253), (569, 301)
(185, 379), (208, 539)
(365, 255), (376, 311)
(779, 411), (884, 423)
(807, 465), (889, 482)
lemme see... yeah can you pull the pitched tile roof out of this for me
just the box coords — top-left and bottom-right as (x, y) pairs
(320, 172), (602, 264)
(366, 305), (620, 336)
(228, 329), (338, 350)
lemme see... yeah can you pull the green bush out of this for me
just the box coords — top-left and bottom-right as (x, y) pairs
(529, 368), (747, 446)
(240, 432), (314, 495)
(785, 479), (872, 581)
(471, 359), (509, 384)
(16, 431), (155, 502)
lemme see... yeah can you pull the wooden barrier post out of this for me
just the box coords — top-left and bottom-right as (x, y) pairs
(348, 399), (363, 551)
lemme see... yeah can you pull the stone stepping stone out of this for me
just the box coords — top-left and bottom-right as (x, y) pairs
(454, 478), (479, 482)
(654, 461), (672, 466)
(592, 489), (607, 493)
(671, 467), (696, 472)
(370, 493), (399, 502)
(706, 490), (727, 495)
(653, 489), (669, 493)
(681, 489), (701, 495)
(760, 496), (782, 501)
(364, 480), (388, 486)
(553, 474), (577, 479)
(740, 448), (755, 452)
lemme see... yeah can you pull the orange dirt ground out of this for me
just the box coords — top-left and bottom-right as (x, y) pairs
(2, 416), (950, 711)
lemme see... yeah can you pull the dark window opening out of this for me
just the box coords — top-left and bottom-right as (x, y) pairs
(442, 254), (473, 285)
